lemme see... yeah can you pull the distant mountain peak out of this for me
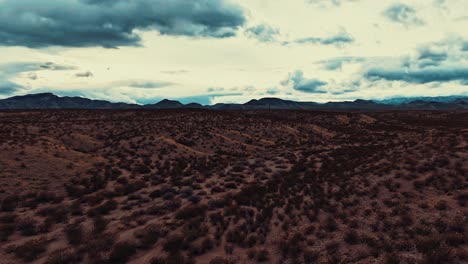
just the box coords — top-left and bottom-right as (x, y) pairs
(0, 93), (467, 110)
(146, 99), (183, 109)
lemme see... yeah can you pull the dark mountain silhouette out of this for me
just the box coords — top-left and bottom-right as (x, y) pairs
(320, 99), (388, 110)
(245, 97), (319, 109)
(403, 98), (468, 110)
(145, 99), (183, 109)
(378, 96), (467, 105)
(0, 93), (467, 110)
(0, 93), (140, 109)
(183, 102), (204, 108)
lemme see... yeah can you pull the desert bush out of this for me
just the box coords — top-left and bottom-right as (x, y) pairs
(456, 192), (468, 206)
(88, 199), (118, 216)
(325, 240), (340, 254)
(256, 248), (269, 262)
(7, 237), (48, 261)
(209, 256), (235, 264)
(0, 223), (16, 241)
(303, 249), (320, 263)
(1, 195), (18, 212)
(201, 237), (214, 252)
(92, 215), (109, 234)
(434, 200), (448, 211)
(37, 205), (69, 223)
(247, 249), (256, 259)
(45, 248), (81, 264)
(17, 217), (38, 236)
(344, 230), (360, 245)
(416, 236), (442, 254)
(85, 233), (116, 259)
(134, 223), (167, 248)
(163, 235), (185, 253)
(323, 216), (338, 232)
(65, 223), (83, 245)
(422, 245), (454, 264)
(108, 241), (137, 263)
(444, 232), (465, 247)
(69, 200), (83, 216)
(150, 256), (167, 264)
(176, 205), (207, 220)
(384, 253), (401, 264)
(188, 195), (201, 204)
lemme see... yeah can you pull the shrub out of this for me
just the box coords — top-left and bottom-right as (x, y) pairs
(69, 201), (83, 216)
(188, 195), (201, 204)
(88, 199), (118, 216)
(0, 223), (16, 241)
(423, 245), (454, 264)
(176, 205), (207, 220)
(65, 223), (83, 245)
(17, 217), (38, 236)
(92, 215), (109, 234)
(45, 248), (81, 264)
(165, 252), (187, 264)
(324, 216), (338, 232)
(434, 200), (448, 211)
(163, 235), (185, 253)
(344, 230), (360, 245)
(384, 253), (401, 264)
(134, 223), (167, 248)
(108, 241), (137, 263)
(456, 192), (468, 206)
(303, 249), (320, 263)
(256, 248), (269, 262)
(1, 195), (18, 212)
(7, 237), (48, 261)
(247, 249), (256, 259)
(150, 256), (167, 264)
(445, 232), (465, 247)
(209, 257), (235, 264)
(201, 237), (214, 252)
(37, 205), (69, 223)
(416, 237), (441, 253)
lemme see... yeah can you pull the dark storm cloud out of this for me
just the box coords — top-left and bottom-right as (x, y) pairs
(462, 42), (468, 51)
(0, 62), (74, 75)
(358, 37), (468, 85)
(0, 0), (246, 48)
(124, 81), (173, 89)
(284, 70), (328, 93)
(0, 81), (24, 95)
(75, 71), (94, 78)
(245, 24), (280, 42)
(365, 66), (468, 84)
(266, 88), (280, 95)
(0, 61), (76, 96)
(283, 31), (354, 47)
(411, 47), (448, 68)
(383, 3), (425, 26)
(319, 57), (365, 70)
(417, 48), (447, 62)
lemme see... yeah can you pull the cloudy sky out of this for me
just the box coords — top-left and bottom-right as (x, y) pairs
(0, 0), (467, 104)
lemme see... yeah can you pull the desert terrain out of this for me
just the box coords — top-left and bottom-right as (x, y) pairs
(0, 109), (466, 264)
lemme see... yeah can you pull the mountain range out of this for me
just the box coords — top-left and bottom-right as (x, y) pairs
(0, 93), (467, 110)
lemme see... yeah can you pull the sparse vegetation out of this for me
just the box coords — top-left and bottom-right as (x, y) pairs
(0, 110), (466, 263)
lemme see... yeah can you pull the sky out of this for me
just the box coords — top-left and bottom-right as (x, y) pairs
(0, 0), (467, 105)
